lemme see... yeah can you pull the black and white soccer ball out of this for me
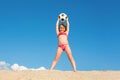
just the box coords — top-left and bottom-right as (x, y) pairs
(58, 13), (68, 22)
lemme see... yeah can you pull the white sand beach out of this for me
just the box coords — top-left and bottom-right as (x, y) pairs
(0, 70), (120, 80)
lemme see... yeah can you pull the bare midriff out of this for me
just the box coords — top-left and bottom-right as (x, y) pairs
(58, 35), (69, 45)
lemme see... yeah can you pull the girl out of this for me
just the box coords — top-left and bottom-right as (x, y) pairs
(50, 17), (76, 72)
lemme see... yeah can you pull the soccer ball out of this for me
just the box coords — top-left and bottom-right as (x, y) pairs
(58, 13), (68, 22)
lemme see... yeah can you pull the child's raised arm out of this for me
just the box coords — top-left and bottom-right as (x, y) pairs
(56, 18), (59, 35)
(66, 18), (70, 35)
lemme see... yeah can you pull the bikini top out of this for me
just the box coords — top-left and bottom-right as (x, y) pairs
(57, 32), (68, 37)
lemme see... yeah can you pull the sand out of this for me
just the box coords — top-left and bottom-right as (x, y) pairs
(0, 70), (120, 80)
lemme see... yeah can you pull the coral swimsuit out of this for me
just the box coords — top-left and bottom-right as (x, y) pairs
(58, 32), (68, 51)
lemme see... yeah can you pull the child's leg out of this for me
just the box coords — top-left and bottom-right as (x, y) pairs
(50, 48), (63, 70)
(65, 45), (77, 72)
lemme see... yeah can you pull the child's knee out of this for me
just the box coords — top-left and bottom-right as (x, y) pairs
(54, 58), (59, 62)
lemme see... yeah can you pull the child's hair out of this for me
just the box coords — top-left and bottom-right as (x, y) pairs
(59, 24), (67, 32)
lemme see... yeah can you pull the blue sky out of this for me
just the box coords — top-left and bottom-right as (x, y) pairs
(0, 0), (120, 71)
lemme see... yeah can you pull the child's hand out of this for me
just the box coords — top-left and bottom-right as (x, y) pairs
(66, 17), (69, 21)
(58, 16), (60, 21)
(56, 17), (59, 25)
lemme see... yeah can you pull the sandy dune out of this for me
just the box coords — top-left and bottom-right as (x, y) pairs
(0, 70), (120, 80)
